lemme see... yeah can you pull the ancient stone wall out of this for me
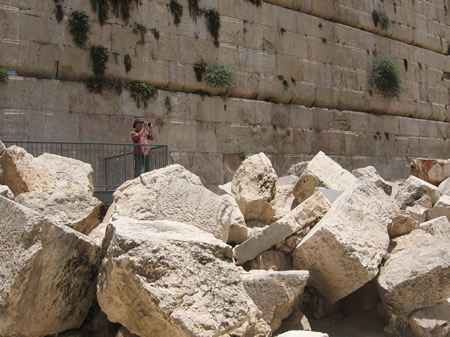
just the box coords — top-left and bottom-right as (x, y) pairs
(0, 0), (448, 187)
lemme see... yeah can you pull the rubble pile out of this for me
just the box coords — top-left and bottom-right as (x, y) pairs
(0, 141), (448, 337)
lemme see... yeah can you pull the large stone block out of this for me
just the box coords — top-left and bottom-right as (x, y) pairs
(409, 299), (450, 337)
(0, 196), (101, 337)
(234, 190), (330, 263)
(97, 217), (271, 337)
(292, 151), (357, 204)
(242, 270), (309, 332)
(410, 158), (450, 186)
(395, 175), (441, 210)
(377, 234), (450, 334)
(429, 195), (450, 221)
(293, 179), (399, 304)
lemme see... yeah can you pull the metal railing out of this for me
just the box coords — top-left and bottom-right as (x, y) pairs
(3, 141), (168, 192)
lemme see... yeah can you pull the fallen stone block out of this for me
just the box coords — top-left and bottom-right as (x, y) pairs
(293, 180), (398, 304)
(220, 194), (249, 245)
(231, 153), (277, 225)
(270, 175), (298, 222)
(276, 309), (312, 334)
(409, 299), (450, 337)
(0, 196), (101, 337)
(241, 270), (309, 333)
(234, 191), (330, 264)
(395, 175), (441, 210)
(429, 195), (450, 221)
(353, 166), (393, 195)
(419, 216), (450, 239)
(292, 151), (356, 204)
(97, 216), (271, 337)
(377, 235), (450, 334)
(388, 210), (420, 237)
(276, 331), (329, 337)
(410, 158), (450, 186)
(438, 177), (450, 195)
(287, 161), (308, 177)
(113, 164), (232, 242)
(389, 229), (432, 255)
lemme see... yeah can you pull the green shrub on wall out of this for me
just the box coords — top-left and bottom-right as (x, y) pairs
(0, 68), (8, 84)
(193, 60), (207, 82)
(372, 10), (391, 30)
(133, 22), (147, 44)
(90, 46), (109, 77)
(68, 11), (91, 47)
(169, 0), (183, 25)
(204, 9), (221, 46)
(205, 65), (236, 88)
(368, 58), (403, 98)
(126, 81), (157, 107)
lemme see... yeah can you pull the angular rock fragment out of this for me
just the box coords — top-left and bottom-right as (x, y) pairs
(352, 166), (392, 195)
(276, 331), (329, 337)
(234, 191), (330, 264)
(97, 217), (271, 337)
(292, 151), (356, 204)
(429, 195), (450, 221)
(419, 216), (450, 239)
(0, 185), (13, 199)
(438, 177), (450, 195)
(270, 175), (298, 222)
(241, 270), (309, 332)
(231, 153), (277, 225)
(388, 210), (420, 237)
(113, 164), (232, 241)
(287, 161), (308, 177)
(247, 250), (292, 271)
(220, 194), (249, 244)
(293, 180), (398, 304)
(377, 235), (450, 334)
(410, 158), (450, 186)
(409, 299), (450, 337)
(0, 196), (101, 337)
(395, 176), (441, 210)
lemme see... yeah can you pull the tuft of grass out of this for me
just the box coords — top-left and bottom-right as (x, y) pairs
(368, 57), (403, 98)
(372, 10), (391, 30)
(68, 11), (91, 47)
(126, 81), (157, 107)
(205, 65), (236, 88)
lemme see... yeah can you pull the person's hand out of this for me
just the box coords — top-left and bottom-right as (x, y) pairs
(143, 121), (149, 127)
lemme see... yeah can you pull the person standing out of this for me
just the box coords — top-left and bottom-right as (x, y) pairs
(131, 118), (154, 178)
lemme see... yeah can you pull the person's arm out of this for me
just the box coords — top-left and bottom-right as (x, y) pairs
(148, 124), (155, 140)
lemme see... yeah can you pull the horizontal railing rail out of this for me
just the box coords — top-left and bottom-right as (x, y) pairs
(3, 141), (168, 192)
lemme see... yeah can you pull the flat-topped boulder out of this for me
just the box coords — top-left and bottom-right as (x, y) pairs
(241, 270), (309, 333)
(112, 164), (232, 241)
(292, 151), (357, 204)
(293, 179), (399, 304)
(0, 196), (101, 337)
(97, 216), (271, 337)
(377, 234), (450, 334)
(231, 153), (277, 225)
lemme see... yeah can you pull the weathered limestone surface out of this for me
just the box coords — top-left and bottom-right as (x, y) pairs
(276, 331), (329, 337)
(97, 216), (271, 337)
(429, 195), (450, 221)
(377, 234), (450, 332)
(395, 176), (441, 210)
(241, 270), (309, 332)
(409, 299), (450, 337)
(410, 158), (450, 186)
(0, 185), (13, 199)
(0, 146), (103, 234)
(271, 175), (298, 222)
(388, 210), (420, 237)
(419, 216), (450, 240)
(113, 164), (232, 241)
(438, 178), (450, 196)
(234, 191), (330, 264)
(0, 196), (101, 337)
(352, 166), (392, 195)
(231, 153), (277, 225)
(293, 180), (399, 304)
(220, 194), (249, 244)
(292, 151), (357, 204)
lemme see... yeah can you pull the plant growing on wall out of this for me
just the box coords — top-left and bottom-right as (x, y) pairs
(277, 75), (288, 89)
(86, 77), (105, 93)
(110, 0), (134, 21)
(194, 59), (207, 81)
(188, 0), (202, 20)
(90, 0), (109, 25)
(150, 28), (160, 40)
(204, 9), (220, 46)
(372, 10), (391, 30)
(68, 11), (91, 47)
(169, 0), (183, 25)
(133, 22), (147, 44)
(368, 57), (402, 98)
(124, 54), (132, 73)
(55, 3), (64, 23)
(205, 65), (236, 88)
(126, 81), (157, 107)
(90, 46), (109, 77)
(0, 68), (8, 84)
